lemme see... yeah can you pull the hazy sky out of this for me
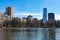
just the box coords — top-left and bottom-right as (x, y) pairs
(0, 0), (60, 20)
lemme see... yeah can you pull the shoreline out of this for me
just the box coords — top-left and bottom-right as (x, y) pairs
(0, 27), (60, 29)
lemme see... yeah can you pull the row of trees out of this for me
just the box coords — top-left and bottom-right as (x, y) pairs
(41, 20), (60, 28)
(3, 17), (26, 28)
(2, 17), (60, 28)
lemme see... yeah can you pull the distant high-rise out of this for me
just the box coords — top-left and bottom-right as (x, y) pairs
(48, 13), (55, 21)
(0, 12), (3, 24)
(27, 15), (33, 21)
(43, 8), (47, 23)
(0, 12), (2, 17)
(6, 7), (14, 18)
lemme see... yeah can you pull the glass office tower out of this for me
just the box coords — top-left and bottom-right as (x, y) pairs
(48, 13), (55, 21)
(43, 8), (47, 23)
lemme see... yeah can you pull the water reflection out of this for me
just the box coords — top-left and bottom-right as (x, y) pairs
(13, 28), (43, 40)
(1, 28), (60, 40)
(48, 28), (56, 40)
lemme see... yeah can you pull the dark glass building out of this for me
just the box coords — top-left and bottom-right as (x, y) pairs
(43, 8), (47, 23)
(48, 13), (55, 21)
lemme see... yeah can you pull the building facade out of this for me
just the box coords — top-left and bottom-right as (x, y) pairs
(5, 7), (14, 18)
(0, 12), (3, 25)
(43, 8), (47, 23)
(48, 13), (55, 21)
(22, 17), (26, 22)
(27, 15), (33, 21)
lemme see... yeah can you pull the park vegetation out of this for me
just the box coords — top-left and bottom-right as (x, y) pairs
(1, 17), (60, 28)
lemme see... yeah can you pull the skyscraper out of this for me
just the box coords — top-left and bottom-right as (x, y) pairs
(6, 7), (14, 18)
(48, 13), (55, 21)
(43, 8), (47, 23)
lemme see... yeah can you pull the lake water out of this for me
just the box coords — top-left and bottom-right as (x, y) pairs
(1, 28), (60, 40)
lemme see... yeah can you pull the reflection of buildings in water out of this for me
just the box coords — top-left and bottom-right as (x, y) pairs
(48, 28), (56, 40)
(42, 28), (48, 40)
(0, 28), (56, 40)
(56, 28), (60, 40)
(26, 30), (38, 40)
(42, 28), (56, 40)
(26, 31), (32, 40)
(3, 29), (14, 40)
(0, 28), (3, 40)
(26, 29), (43, 40)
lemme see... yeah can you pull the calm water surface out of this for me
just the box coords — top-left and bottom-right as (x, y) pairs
(1, 28), (60, 40)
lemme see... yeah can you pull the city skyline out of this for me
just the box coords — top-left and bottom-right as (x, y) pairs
(0, 0), (60, 20)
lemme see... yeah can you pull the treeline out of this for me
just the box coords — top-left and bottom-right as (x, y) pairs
(1, 17), (60, 28)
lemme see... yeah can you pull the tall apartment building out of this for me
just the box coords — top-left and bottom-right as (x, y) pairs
(5, 7), (14, 18)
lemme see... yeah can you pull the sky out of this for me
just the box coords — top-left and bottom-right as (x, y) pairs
(0, 0), (60, 20)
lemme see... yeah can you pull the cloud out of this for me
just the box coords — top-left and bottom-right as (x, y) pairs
(14, 12), (60, 20)
(14, 12), (43, 20)
(14, 12), (42, 16)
